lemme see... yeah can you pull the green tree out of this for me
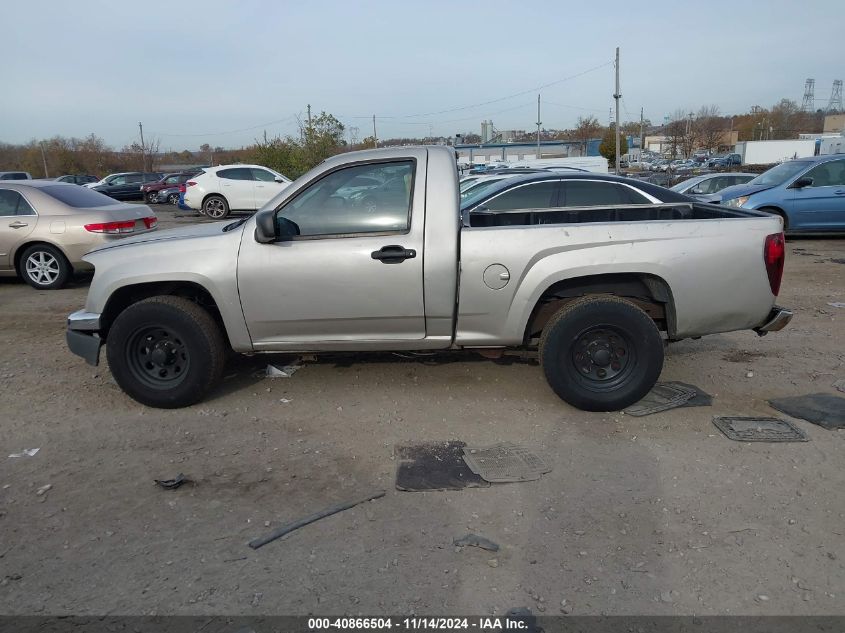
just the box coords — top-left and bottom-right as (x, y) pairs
(598, 127), (628, 165)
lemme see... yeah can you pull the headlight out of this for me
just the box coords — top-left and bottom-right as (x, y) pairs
(725, 196), (749, 208)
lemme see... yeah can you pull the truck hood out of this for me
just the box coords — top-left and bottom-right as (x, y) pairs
(87, 220), (241, 254)
(716, 183), (773, 202)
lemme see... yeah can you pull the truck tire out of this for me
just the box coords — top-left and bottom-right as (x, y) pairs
(20, 243), (71, 290)
(106, 296), (226, 408)
(539, 295), (663, 412)
(203, 195), (229, 219)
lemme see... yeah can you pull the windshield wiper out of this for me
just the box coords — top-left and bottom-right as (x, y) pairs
(223, 217), (248, 232)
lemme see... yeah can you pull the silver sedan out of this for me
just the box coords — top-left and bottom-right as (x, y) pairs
(0, 181), (158, 289)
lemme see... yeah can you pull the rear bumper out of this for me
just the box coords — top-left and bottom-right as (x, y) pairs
(754, 306), (793, 335)
(67, 310), (103, 366)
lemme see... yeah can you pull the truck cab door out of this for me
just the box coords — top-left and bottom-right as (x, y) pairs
(237, 153), (427, 349)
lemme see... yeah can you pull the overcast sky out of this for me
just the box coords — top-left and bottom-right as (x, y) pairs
(2, 0), (842, 150)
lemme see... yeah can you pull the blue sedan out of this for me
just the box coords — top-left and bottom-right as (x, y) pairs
(717, 154), (845, 233)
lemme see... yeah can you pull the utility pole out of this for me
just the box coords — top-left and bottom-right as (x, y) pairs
(372, 115), (378, 148)
(639, 107), (644, 155)
(613, 46), (621, 175)
(39, 142), (49, 178)
(138, 122), (146, 172)
(536, 94), (542, 158)
(307, 104), (312, 129)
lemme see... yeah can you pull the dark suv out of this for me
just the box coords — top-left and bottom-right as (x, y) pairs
(707, 153), (742, 169)
(140, 171), (202, 204)
(92, 172), (163, 200)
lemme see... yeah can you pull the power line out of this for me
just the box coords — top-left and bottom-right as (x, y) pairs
(157, 114), (300, 137)
(342, 59), (613, 120)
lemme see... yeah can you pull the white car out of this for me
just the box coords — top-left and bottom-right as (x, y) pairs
(184, 164), (291, 219)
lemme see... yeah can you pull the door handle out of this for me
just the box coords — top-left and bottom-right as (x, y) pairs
(371, 245), (416, 263)
(9, 221), (28, 229)
(834, 190), (845, 195)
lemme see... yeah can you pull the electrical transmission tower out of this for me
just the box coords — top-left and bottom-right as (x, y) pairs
(826, 80), (843, 114)
(801, 78), (815, 112)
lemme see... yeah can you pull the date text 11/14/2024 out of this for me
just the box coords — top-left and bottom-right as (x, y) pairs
(307, 617), (530, 630)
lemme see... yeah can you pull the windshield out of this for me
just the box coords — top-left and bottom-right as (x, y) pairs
(749, 161), (811, 187)
(670, 177), (699, 193)
(460, 179), (505, 202)
(459, 177), (480, 192)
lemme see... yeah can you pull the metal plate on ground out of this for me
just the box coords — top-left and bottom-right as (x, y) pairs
(768, 393), (845, 430)
(672, 381), (714, 408)
(462, 443), (551, 483)
(395, 441), (490, 491)
(624, 382), (699, 416)
(713, 416), (808, 442)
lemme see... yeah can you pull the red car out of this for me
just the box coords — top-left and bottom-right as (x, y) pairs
(140, 172), (202, 204)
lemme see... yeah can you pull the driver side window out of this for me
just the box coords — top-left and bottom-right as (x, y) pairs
(277, 161), (414, 237)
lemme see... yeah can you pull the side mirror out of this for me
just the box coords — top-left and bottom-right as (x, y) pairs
(791, 177), (813, 189)
(274, 175), (285, 183)
(689, 187), (703, 195)
(254, 210), (277, 243)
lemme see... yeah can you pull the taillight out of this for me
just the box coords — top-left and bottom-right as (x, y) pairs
(186, 181), (197, 187)
(143, 216), (157, 229)
(763, 232), (785, 296)
(84, 220), (136, 234)
(179, 183), (186, 193)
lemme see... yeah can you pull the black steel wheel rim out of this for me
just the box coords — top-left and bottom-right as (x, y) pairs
(125, 326), (190, 390)
(569, 325), (635, 391)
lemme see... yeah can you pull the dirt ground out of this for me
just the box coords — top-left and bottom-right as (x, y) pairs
(1, 207), (843, 616)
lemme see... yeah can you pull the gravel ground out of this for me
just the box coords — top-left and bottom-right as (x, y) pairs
(0, 206), (843, 615)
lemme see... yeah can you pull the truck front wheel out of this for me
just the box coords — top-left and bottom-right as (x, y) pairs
(539, 296), (663, 412)
(106, 296), (226, 408)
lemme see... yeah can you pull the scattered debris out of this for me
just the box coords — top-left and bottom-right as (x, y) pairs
(154, 473), (191, 490)
(624, 382), (699, 416)
(453, 533), (500, 552)
(746, 371), (754, 378)
(35, 484), (52, 496)
(279, 398), (292, 404)
(265, 362), (303, 378)
(8, 448), (39, 458)
(713, 416), (808, 442)
(487, 558), (499, 568)
(830, 258), (845, 265)
(248, 490), (386, 549)
(827, 302), (845, 309)
(395, 442), (489, 491)
(462, 442), (550, 483)
(768, 393), (845, 430)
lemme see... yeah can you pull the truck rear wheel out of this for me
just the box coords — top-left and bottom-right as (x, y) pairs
(106, 296), (226, 408)
(539, 296), (663, 412)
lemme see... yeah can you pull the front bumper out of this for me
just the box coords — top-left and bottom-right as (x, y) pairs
(67, 310), (103, 366)
(754, 306), (793, 336)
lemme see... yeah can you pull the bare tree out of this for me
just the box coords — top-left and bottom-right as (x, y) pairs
(695, 105), (726, 153)
(573, 115), (602, 155)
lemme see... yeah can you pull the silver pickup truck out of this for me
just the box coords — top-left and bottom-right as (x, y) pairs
(66, 146), (791, 411)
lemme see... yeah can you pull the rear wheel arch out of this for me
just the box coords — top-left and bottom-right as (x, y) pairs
(524, 273), (676, 343)
(13, 240), (72, 275)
